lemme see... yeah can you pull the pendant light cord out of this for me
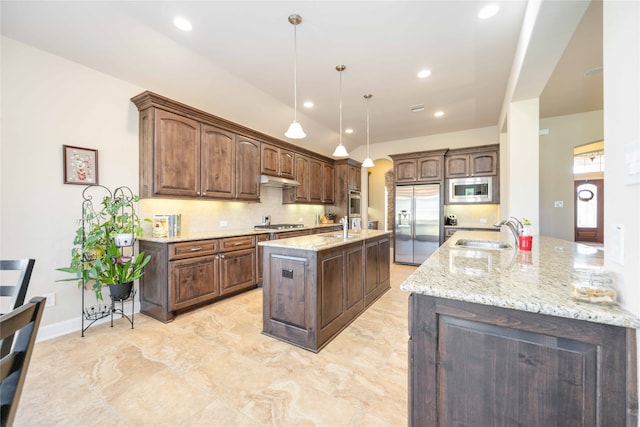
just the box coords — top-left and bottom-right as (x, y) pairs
(366, 96), (370, 158)
(339, 68), (343, 145)
(293, 22), (298, 122)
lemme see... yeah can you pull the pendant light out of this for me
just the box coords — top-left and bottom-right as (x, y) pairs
(362, 94), (375, 168)
(332, 65), (349, 157)
(285, 14), (306, 139)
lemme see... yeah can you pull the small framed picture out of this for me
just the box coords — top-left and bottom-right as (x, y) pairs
(63, 145), (98, 185)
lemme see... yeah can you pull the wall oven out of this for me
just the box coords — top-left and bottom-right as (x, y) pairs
(348, 191), (361, 217)
(448, 177), (492, 203)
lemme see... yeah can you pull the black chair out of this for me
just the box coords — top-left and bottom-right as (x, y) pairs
(0, 297), (46, 427)
(0, 259), (35, 357)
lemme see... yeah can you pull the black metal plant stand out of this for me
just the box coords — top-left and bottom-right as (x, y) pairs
(79, 185), (137, 337)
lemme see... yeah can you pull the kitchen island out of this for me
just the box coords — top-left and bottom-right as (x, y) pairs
(401, 230), (639, 426)
(260, 230), (390, 352)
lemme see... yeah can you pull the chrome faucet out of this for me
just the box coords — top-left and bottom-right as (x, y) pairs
(341, 216), (349, 239)
(494, 218), (522, 245)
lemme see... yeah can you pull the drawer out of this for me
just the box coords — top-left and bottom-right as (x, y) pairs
(169, 239), (219, 260)
(220, 235), (256, 252)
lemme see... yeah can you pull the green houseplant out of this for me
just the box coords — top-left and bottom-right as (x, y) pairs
(57, 191), (151, 301)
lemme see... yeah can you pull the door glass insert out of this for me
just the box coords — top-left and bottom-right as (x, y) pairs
(576, 183), (598, 228)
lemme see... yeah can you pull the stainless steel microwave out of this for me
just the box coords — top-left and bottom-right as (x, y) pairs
(448, 177), (492, 203)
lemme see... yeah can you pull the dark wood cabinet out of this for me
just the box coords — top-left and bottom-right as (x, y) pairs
(408, 294), (637, 426)
(256, 233), (270, 285)
(364, 234), (390, 306)
(393, 153), (444, 184)
(322, 162), (335, 204)
(391, 150), (447, 185)
(262, 233), (390, 352)
(334, 159), (362, 219)
(220, 235), (257, 295)
(261, 142), (295, 179)
(445, 144), (498, 178)
(170, 254), (219, 311)
(201, 124), (234, 199)
(133, 92), (260, 202)
(150, 109), (201, 197)
(309, 158), (323, 203)
(234, 135), (261, 201)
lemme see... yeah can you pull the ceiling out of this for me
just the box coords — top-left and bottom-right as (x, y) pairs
(1, 1), (602, 157)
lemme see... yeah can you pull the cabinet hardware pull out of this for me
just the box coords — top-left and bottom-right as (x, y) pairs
(190, 247), (203, 251)
(220, 254), (225, 259)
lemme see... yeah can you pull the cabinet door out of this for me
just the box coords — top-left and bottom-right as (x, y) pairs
(154, 109), (201, 197)
(309, 158), (323, 203)
(279, 148), (295, 179)
(294, 154), (310, 202)
(445, 155), (469, 178)
(220, 248), (256, 295)
(169, 255), (219, 311)
(256, 234), (270, 284)
(235, 135), (261, 201)
(201, 124), (234, 199)
(322, 162), (335, 204)
(364, 236), (390, 306)
(395, 159), (418, 183)
(417, 156), (443, 181)
(470, 151), (498, 176)
(260, 143), (279, 176)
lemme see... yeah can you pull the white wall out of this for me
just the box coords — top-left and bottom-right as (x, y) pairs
(603, 1), (640, 314)
(349, 126), (499, 163)
(539, 110), (604, 241)
(1, 37), (144, 329)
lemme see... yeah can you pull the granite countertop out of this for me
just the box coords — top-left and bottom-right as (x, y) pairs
(259, 230), (390, 251)
(138, 223), (342, 243)
(400, 230), (640, 329)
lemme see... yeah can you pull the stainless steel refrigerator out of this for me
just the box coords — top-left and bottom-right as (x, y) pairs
(394, 184), (441, 265)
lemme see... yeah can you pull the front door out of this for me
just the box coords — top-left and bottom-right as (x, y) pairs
(574, 179), (604, 243)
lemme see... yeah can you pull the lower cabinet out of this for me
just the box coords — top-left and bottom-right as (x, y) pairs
(364, 234), (390, 306)
(220, 248), (256, 295)
(262, 233), (391, 352)
(408, 294), (637, 426)
(139, 235), (257, 322)
(170, 255), (219, 311)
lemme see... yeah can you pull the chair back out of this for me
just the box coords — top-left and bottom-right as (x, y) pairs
(0, 296), (46, 427)
(0, 259), (35, 357)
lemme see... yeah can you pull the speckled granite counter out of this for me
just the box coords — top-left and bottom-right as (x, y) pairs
(138, 223), (342, 243)
(400, 230), (640, 328)
(259, 229), (389, 251)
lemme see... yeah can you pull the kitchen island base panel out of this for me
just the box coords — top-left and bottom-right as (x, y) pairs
(262, 232), (390, 353)
(409, 294), (638, 427)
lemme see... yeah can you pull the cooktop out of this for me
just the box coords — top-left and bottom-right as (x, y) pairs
(254, 224), (306, 230)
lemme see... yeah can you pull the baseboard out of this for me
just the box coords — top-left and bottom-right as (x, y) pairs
(36, 301), (140, 342)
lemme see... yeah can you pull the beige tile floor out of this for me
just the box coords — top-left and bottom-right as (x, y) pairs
(15, 262), (417, 427)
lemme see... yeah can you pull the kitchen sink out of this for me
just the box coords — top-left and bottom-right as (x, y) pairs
(454, 239), (512, 250)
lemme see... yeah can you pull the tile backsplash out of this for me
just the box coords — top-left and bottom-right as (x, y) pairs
(139, 186), (326, 235)
(444, 204), (500, 227)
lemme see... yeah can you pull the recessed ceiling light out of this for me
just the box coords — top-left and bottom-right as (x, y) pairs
(434, 111), (445, 118)
(173, 16), (193, 32)
(410, 104), (425, 113)
(303, 101), (314, 108)
(345, 128), (354, 134)
(478, 4), (500, 20)
(417, 69), (431, 79)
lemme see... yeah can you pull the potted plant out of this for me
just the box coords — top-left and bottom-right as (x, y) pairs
(57, 193), (151, 302)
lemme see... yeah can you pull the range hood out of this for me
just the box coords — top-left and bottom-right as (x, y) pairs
(259, 175), (300, 188)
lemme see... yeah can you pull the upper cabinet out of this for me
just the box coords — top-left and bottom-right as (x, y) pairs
(283, 155), (334, 205)
(390, 150), (447, 184)
(445, 144), (499, 178)
(133, 92), (260, 201)
(261, 142), (294, 179)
